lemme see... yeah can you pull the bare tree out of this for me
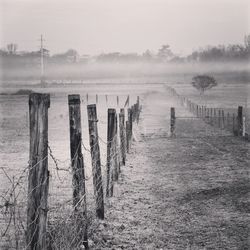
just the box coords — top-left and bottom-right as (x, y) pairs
(7, 43), (17, 55)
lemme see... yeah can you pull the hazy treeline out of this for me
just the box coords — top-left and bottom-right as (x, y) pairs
(0, 35), (249, 82)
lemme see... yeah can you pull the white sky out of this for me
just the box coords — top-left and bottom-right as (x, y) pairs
(0, 0), (249, 55)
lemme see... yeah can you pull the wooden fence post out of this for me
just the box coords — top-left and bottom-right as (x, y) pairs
(214, 109), (217, 126)
(226, 112), (230, 130)
(243, 116), (246, 137)
(237, 106), (243, 136)
(210, 108), (213, 124)
(233, 113), (236, 134)
(218, 110), (221, 128)
(68, 95), (87, 211)
(136, 96), (140, 123)
(119, 109), (126, 165)
(106, 109), (116, 197)
(68, 94), (88, 248)
(113, 113), (119, 181)
(126, 121), (130, 153)
(128, 108), (133, 144)
(170, 107), (176, 137)
(205, 107), (208, 123)
(68, 95), (86, 212)
(27, 93), (50, 250)
(222, 110), (225, 129)
(87, 104), (104, 219)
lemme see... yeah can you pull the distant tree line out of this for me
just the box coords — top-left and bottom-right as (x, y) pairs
(187, 35), (250, 62)
(0, 35), (249, 68)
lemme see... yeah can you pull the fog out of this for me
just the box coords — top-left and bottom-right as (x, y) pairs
(0, 61), (249, 86)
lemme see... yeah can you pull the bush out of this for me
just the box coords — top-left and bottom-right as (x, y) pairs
(191, 75), (217, 94)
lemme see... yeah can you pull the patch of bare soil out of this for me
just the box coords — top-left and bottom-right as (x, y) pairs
(91, 91), (250, 250)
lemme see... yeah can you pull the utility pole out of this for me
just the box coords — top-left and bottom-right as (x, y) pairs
(40, 35), (45, 86)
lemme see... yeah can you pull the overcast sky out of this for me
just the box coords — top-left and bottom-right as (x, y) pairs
(0, 0), (249, 55)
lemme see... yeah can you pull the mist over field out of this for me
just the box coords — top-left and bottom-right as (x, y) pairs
(1, 61), (249, 85)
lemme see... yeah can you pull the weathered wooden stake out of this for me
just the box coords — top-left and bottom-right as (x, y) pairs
(221, 110), (225, 129)
(243, 116), (246, 137)
(214, 109), (217, 125)
(68, 94), (88, 248)
(218, 110), (221, 128)
(237, 106), (243, 136)
(129, 108), (133, 142)
(170, 107), (176, 137)
(68, 95), (87, 210)
(233, 113), (236, 134)
(210, 108), (213, 124)
(136, 96), (140, 123)
(87, 104), (104, 219)
(106, 109), (116, 197)
(227, 112), (230, 129)
(27, 93), (50, 250)
(113, 113), (119, 181)
(119, 109), (126, 165)
(117, 96), (119, 106)
(126, 120), (130, 153)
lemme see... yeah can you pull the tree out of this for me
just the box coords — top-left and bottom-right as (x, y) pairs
(7, 43), (17, 54)
(142, 49), (154, 61)
(157, 44), (173, 62)
(191, 75), (217, 95)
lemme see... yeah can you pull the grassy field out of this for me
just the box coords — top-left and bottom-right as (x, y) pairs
(0, 80), (249, 249)
(91, 88), (250, 249)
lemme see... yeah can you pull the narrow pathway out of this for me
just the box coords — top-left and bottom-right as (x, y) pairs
(92, 90), (250, 250)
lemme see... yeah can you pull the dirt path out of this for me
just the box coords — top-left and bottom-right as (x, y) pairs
(92, 90), (250, 250)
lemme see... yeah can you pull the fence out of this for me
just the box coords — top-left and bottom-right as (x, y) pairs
(166, 86), (249, 140)
(0, 93), (141, 249)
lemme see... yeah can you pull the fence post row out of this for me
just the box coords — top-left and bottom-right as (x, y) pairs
(26, 93), (142, 248)
(68, 94), (88, 248)
(168, 87), (248, 140)
(87, 104), (104, 219)
(106, 109), (116, 197)
(27, 93), (50, 250)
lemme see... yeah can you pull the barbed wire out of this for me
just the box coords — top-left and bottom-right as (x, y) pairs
(1, 98), (140, 249)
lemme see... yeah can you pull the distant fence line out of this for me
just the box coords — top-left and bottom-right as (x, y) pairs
(0, 93), (141, 249)
(166, 86), (249, 141)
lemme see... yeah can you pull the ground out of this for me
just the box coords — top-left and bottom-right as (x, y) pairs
(91, 91), (250, 250)
(0, 83), (249, 249)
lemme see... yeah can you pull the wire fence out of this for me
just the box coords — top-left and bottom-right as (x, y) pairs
(0, 93), (142, 249)
(166, 86), (249, 140)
